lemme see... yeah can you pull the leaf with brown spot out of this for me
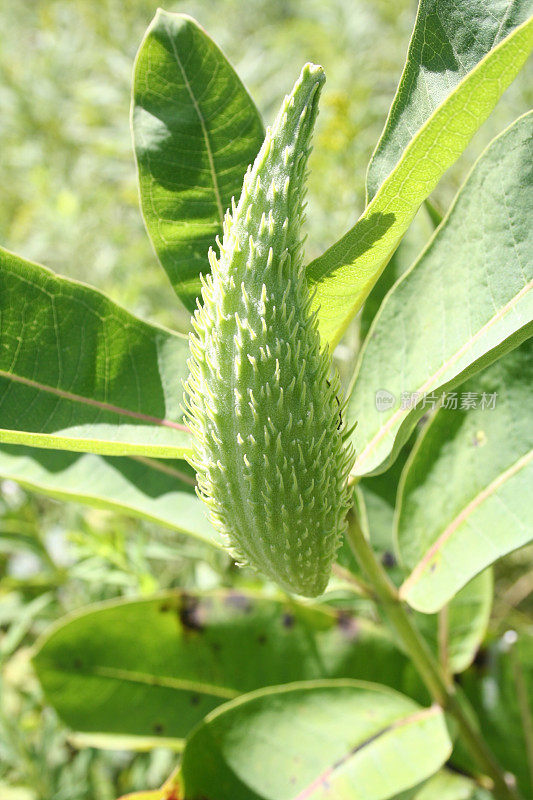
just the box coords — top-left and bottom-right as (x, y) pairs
(34, 590), (417, 742)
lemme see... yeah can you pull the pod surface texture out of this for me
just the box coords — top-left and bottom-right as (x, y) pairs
(185, 64), (353, 596)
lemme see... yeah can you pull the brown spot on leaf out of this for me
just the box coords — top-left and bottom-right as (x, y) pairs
(282, 612), (295, 628)
(337, 610), (359, 640)
(381, 551), (396, 568)
(153, 722), (165, 734)
(179, 593), (205, 632)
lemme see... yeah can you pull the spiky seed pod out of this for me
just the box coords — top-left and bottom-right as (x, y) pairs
(184, 63), (354, 597)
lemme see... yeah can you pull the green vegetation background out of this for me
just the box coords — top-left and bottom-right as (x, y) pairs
(0, 1), (531, 798)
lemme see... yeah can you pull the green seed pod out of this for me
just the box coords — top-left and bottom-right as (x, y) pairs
(184, 63), (354, 597)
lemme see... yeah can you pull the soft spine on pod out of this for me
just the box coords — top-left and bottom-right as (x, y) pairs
(184, 63), (354, 597)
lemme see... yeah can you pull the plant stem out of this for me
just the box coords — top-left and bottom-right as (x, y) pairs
(344, 509), (521, 800)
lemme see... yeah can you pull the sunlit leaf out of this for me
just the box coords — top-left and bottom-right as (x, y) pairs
(366, 0), (533, 199)
(348, 112), (533, 478)
(132, 10), (264, 311)
(179, 680), (451, 800)
(307, 17), (533, 347)
(0, 247), (193, 459)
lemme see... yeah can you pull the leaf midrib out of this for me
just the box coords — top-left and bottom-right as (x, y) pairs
(47, 663), (239, 700)
(162, 14), (224, 226)
(292, 705), (441, 800)
(0, 369), (188, 432)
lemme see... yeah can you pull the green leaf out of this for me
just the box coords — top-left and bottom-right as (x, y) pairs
(359, 211), (433, 343)
(33, 590), (412, 742)
(366, 0), (533, 200)
(307, 16), (533, 347)
(0, 247), (193, 459)
(397, 769), (493, 800)
(347, 111), (533, 478)
(459, 632), (533, 798)
(179, 680), (451, 800)
(132, 10), (264, 311)
(397, 340), (533, 613)
(413, 570), (493, 675)
(0, 445), (220, 547)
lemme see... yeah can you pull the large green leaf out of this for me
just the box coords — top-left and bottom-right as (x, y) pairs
(307, 16), (533, 347)
(459, 632), (533, 798)
(179, 680), (451, 800)
(0, 445), (220, 547)
(366, 0), (533, 200)
(0, 247), (193, 459)
(397, 341), (533, 613)
(132, 10), (264, 311)
(348, 111), (533, 478)
(33, 591), (413, 742)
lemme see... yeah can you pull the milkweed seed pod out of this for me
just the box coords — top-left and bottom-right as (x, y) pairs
(184, 63), (354, 597)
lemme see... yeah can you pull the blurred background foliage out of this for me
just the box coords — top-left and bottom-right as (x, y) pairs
(0, 0), (532, 797)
